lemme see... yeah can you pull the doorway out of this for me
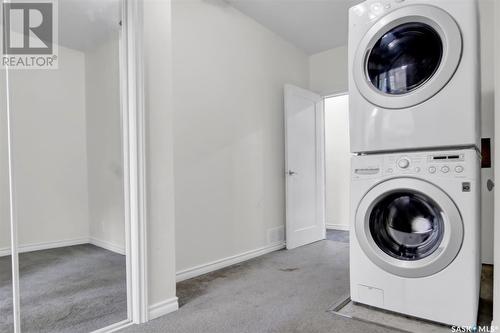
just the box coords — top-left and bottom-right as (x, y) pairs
(324, 94), (350, 238)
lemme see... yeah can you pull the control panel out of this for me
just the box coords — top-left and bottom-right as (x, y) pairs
(384, 153), (467, 177)
(351, 0), (407, 22)
(352, 151), (473, 180)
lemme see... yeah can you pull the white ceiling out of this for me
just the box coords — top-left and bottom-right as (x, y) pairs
(227, 0), (364, 55)
(57, 0), (360, 54)
(58, 0), (121, 52)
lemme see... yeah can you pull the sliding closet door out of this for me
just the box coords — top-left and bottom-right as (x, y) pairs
(0, 60), (15, 333)
(6, 1), (127, 332)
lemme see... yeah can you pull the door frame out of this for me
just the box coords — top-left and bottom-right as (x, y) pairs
(4, 0), (149, 332)
(120, 0), (149, 327)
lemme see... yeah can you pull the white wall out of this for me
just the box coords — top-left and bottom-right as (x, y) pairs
(85, 37), (125, 254)
(143, 0), (178, 312)
(479, 0), (495, 265)
(0, 46), (90, 251)
(324, 95), (350, 231)
(309, 45), (348, 96)
(172, 0), (309, 273)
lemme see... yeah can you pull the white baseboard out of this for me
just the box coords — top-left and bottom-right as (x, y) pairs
(89, 320), (133, 333)
(326, 224), (350, 231)
(89, 237), (125, 255)
(176, 242), (285, 282)
(0, 237), (89, 257)
(149, 297), (179, 321)
(0, 237), (125, 257)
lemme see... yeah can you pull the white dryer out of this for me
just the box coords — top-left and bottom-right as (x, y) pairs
(350, 149), (480, 326)
(348, 0), (480, 153)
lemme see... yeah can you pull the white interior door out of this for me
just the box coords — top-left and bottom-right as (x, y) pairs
(284, 84), (325, 250)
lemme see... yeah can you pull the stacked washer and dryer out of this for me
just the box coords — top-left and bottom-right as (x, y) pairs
(348, 0), (481, 327)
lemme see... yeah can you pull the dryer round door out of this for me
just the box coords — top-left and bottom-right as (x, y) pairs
(355, 178), (463, 278)
(353, 5), (462, 109)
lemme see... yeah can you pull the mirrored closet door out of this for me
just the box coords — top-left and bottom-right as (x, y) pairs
(3, 0), (129, 332)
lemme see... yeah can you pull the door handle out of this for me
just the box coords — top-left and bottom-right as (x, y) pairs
(287, 170), (297, 176)
(487, 179), (494, 192)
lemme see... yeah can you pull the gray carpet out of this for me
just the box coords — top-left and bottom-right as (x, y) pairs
(0, 256), (14, 333)
(122, 235), (400, 333)
(0, 244), (127, 333)
(2, 232), (491, 333)
(326, 230), (349, 244)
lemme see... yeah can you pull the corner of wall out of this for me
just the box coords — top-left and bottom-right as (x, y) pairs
(143, 0), (178, 309)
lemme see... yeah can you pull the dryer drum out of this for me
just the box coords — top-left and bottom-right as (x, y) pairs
(351, 5), (464, 110)
(366, 22), (443, 95)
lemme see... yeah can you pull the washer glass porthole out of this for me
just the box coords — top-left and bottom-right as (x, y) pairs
(367, 22), (443, 95)
(369, 191), (445, 261)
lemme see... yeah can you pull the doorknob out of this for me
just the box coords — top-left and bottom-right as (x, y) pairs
(487, 179), (494, 192)
(287, 170), (297, 176)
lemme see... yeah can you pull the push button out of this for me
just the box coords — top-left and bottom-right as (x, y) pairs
(397, 158), (410, 169)
(441, 166), (450, 173)
(428, 166), (436, 174)
(455, 166), (464, 173)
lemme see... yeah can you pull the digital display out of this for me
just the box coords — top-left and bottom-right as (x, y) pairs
(432, 155), (462, 161)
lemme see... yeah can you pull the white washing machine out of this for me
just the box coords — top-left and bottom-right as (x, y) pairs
(350, 149), (481, 326)
(348, 0), (480, 153)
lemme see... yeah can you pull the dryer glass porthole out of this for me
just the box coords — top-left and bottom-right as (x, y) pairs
(366, 22), (443, 95)
(369, 191), (445, 261)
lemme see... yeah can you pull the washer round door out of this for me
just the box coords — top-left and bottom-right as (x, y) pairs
(353, 5), (462, 109)
(355, 178), (463, 278)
